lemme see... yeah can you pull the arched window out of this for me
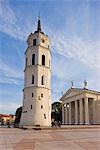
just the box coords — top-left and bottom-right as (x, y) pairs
(32, 93), (34, 97)
(44, 113), (46, 119)
(32, 54), (35, 65)
(42, 55), (45, 65)
(41, 75), (44, 85)
(41, 93), (43, 97)
(32, 75), (34, 84)
(33, 39), (36, 46)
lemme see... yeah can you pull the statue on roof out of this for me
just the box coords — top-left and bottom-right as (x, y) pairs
(71, 81), (74, 88)
(84, 80), (87, 89)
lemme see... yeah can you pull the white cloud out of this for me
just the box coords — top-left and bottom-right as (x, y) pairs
(51, 33), (100, 70)
(0, 101), (21, 114)
(50, 32), (100, 91)
(0, 0), (16, 24)
(0, 1), (30, 41)
(0, 76), (23, 85)
(0, 59), (23, 85)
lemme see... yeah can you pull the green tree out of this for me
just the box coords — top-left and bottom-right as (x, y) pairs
(51, 102), (62, 122)
(14, 106), (22, 127)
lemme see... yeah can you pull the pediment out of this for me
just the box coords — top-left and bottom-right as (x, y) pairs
(63, 88), (83, 99)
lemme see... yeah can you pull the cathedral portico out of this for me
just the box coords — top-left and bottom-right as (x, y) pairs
(60, 87), (100, 125)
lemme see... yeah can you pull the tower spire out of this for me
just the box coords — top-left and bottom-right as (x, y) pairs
(37, 13), (42, 32)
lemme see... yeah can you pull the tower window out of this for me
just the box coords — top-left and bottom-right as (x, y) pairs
(32, 75), (34, 84)
(41, 93), (43, 97)
(31, 105), (32, 109)
(42, 55), (45, 65)
(41, 75), (44, 85)
(33, 39), (36, 46)
(32, 54), (35, 65)
(41, 105), (43, 109)
(32, 93), (34, 97)
(44, 113), (46, 119)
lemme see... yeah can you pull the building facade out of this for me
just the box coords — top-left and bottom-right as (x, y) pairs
(20, 18), (51, 126)
(0, 114), (15, 125)
(60, 87), (100, 125)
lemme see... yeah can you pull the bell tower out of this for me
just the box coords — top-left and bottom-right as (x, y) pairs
(20, 17), (51, 126)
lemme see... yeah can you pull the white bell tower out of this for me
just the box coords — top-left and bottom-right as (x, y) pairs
(20, 17), (51, 126)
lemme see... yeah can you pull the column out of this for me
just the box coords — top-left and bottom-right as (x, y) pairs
(69, 102), (71, 125)
(65, 104), (68, 124)
(75, 100), (78, 125)
(93, 99), (96, 124)
(85, 97), (89, 124)
(79, 99), (83, 124)
(62, 104), (64, 124)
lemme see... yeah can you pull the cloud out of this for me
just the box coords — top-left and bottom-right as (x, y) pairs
(50, 33), (100, 98)
(0, 101), (21, 114)
(0, 76), (23, 85)
(0, 1), (30, 41)
(0, 0), (16, 24)
(51, 33), (100, 70)
(0, 59), (23, 85)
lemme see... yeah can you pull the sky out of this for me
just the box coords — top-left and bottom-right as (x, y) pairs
(0, 0), (100, 114)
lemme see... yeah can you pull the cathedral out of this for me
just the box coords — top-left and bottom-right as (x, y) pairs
(60, 82), (100, 125)
(20, 18), (51, 126)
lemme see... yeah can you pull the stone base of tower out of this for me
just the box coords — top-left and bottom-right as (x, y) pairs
(20, 111), (51, 127)
(20, 87), (51, 127)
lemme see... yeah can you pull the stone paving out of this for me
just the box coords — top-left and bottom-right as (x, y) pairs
(0, 127), (100, 150)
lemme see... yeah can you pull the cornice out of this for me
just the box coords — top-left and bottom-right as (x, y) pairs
(24, 64), (51, 72)
(23, 86), (51, 91)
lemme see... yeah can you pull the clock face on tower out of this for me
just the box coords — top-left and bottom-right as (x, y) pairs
(41, 38), (45, 43)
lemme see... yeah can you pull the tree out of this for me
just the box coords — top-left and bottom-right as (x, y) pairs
(14, 106), (22, 127)
(51, 102), (62, 122)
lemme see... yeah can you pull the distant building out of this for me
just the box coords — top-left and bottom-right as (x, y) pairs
(20, 17), (51, 126)
(60, 87), (100, 125)
(0, 114), (15, 125)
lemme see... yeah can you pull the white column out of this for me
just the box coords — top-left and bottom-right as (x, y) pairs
(65, 104), (68, 124)
(79, 99), (83, 124)
(69, 102), (71, 125)
(62, 104), (64, 124)
(85, 97), (89, 124)
(93, 99), (96, 124)
(75, 100), (78, 125)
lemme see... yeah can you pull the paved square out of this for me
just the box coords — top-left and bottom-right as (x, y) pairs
(0, 127), (100, 150)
